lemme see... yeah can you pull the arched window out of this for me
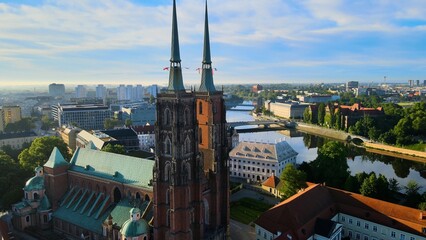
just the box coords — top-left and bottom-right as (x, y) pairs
(199, 102), (203, 114)
(203, 199), (209, 225)
(164, 108), (171, 126)
(33, 192), (39, 200)
(164, 137), (171, 155)
(184, 108), (190, 125)
(199, 129), (203, 144)
(136, 192), (141, 200)
(166, 209), (171, 227)
(113, 187), (121, 203)
(166, 189), (170, 204)
(43, 215), (48, 223)
(145, 194), (150, 202)
(164, 163), (171, 182)
(26, 216), (30, 223)
(184, 137), (191, 154)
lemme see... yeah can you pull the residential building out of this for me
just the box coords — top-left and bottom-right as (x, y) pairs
(1, 106), (22, 126)
(265, 101), (310, 119)
(121, 102), (156, 126)
(12, 146), (154, 239)
(261, 174), (281, 197)
(117, 84), (127, 101)
(0, 110), (4, 132)
(346, 81), (359, 91)
(54, 103), (111, 130)
(75, 85), (87, 98)
(48, 83), (65, 97)
(255, 183), (426, 240)
(36, 105), (52, 118)
(134, 84), (144, 101)
(0, 132), (37, 149)
(228, 140), (298, 182)
(96, 84), (107, 99)
(76, 130), (110, 150)
(132, 125), (155, 151)
(146, 85), (158, 98)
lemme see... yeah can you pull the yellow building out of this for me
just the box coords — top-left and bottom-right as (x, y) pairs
(1, 106), (22, 126)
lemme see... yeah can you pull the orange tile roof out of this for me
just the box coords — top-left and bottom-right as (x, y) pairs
(255, 184), (426, 239)
(262, 175), (280, 188)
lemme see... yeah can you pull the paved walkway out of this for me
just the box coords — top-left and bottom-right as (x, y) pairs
(230, 219), (256, 240)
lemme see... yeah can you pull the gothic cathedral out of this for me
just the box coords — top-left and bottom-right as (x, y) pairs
(153, 1), (229, 240)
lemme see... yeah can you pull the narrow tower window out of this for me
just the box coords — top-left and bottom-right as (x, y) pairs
(199, 102), (203, 114)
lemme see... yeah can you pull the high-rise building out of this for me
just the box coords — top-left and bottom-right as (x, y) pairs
(95, 84), (107, 99)
(147, 84), (158, 98)
(117, 84), (127, 101)
(153, 1), (228, 239)
(48, 83), (65, 97)
(126, 85), (133, 101)
(346, 81), (359, 91)
(75, 85), (87, 98)
(134, 84), (145, 101)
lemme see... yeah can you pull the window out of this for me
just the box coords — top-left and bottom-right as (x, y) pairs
(164, 137), (171, 155)
(400, 234), (405, 240)
(373, 226), (377, 232)
(356, 233), (361, 240)
(364, 236), (369, 240)
(410, 237), (415, 240)
(349, 218), (353, 224)
(341, 216), (346, 222)
(391, 231), (396, 238)
(364, 223), (369, 229)
(26, 215), (30, 223)
(356, 220), (361, 227)
(164, 108), (171, 126)
(348, 231), (353, 238)
(43, 215), (48, 223)
(199, 102), (203, 114)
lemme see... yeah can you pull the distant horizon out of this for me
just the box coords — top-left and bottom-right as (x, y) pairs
(1, 0), (426, 87)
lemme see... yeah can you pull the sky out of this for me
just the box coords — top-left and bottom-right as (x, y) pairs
(1, 0), (426, 87)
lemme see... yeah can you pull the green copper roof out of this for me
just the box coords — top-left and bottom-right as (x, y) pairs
(199, 1), (216, 93)
(38, 195), (51, 211)
(44, 147), (69, 168)
(130, 208), (140, 214)
(69, 148), (154, 188)
(120, 218), (149, 237)
(167, 0), (185, 91)
(108, 199), (149, 229)
(24, 176), (44, 191)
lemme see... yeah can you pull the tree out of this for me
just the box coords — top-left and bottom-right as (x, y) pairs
(303, 107), (312, 123)
(104, 118), (121, 130)
(318, 103), (325, 125)
(404, 180), (422, 208)
(334, 108), (342, 130)
(0, 151), (30, 210)
(279, 164), (307, 199)
(360, 173), (378, 198)
(4, 118), (34, 132)
(310, 141), (349, 188)
(125, 119), (132, 128)
(18, 136), (71, 170)
(102, 144), (126, 155)
(388, 178), (401, 193)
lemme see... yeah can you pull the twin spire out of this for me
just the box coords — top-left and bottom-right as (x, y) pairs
(167, 0), (216, 93)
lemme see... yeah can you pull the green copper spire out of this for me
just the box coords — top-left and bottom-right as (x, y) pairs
(199, 0), (216, 92)
(168, 0), (185, 91)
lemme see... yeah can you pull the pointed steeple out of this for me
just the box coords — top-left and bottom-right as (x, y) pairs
(168, 0), (185, 91)
(199, 0), (216, 92)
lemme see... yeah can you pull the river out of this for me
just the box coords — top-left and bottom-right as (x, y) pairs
(227, 107), (426, 192)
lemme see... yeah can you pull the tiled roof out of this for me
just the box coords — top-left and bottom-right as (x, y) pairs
(69, 147), (154, 189)
(255, 184), (426, 239)
(262, 175), (280, 188)
(44, 147), (69, 168)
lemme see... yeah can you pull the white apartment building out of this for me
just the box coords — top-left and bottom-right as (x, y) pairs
(228, 140), (298, 182)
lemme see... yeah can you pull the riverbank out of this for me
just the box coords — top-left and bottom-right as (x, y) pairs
(295, 122), (426, 164)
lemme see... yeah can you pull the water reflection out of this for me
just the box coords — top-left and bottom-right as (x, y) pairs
(227, 110), (426, 191)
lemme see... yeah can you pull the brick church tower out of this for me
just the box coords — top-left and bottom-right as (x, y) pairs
(196, 1), (229, 237)
(153, 1), (229, 239)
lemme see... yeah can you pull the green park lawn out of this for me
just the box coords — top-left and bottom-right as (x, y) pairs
(230, 197), (273, 225)
(403, 143), (426, 152)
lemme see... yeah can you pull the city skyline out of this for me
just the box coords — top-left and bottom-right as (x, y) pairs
(1, 0), (426, 87)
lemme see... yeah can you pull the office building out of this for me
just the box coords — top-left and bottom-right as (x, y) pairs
(0, 132), (37, 149)
(265, 101), (310, 119)
(346, 81), (359, 91)
(54, 103), (110, 130)
(121, 102), (156, 126)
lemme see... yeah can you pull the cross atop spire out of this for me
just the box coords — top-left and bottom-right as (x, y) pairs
(168, 0), (185, 91)
(198, 0), (216, 93)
